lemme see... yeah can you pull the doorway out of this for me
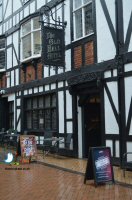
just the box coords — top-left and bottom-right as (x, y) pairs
(83, 94), (101, 158)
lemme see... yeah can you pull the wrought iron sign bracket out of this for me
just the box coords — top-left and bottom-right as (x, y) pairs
(39, 5), (67, 28)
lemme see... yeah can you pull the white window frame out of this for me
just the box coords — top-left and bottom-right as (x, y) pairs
(73, 0), (93, 41)
(0, 37), (5, 72)
(21, 16), (41, 63)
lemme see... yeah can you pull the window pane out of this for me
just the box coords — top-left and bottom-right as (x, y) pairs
(0, 50), (5, 68)
(26, 111), (32, 129)
(22, 21), (31, 35)
(45, 109), (51, 129)
(75, 9), (82, 38)
(74, 0), (82, 9)
(39, 110), (44, 129)
(0, 38), (5, 49)
(33, 110), (38, 129)
(33, 31), (41, 55)
(33, 97), (37, 108)
(45, 96), (50, 107)
(52, 94), (56, 107)
(22, 34), (31, 59)
(33, 17), (40, 30)
(39, 97), (43, 108)
(84, 4), (93, 35)
(26, 99), (31, 109)
(51, 109), (56, 130)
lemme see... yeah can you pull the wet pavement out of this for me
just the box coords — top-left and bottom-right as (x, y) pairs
(0, 151), (132, 200)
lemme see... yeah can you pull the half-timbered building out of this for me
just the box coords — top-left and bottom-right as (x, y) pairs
(0, 0), (132, 166)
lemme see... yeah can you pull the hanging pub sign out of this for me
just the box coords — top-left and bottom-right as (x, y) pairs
(42, 26), (65, 67)
(84, 147), (114, 186)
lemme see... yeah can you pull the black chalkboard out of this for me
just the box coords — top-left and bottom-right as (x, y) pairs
(84, 147), (114, 186)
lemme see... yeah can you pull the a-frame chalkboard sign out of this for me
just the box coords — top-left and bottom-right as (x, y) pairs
(84, 147), (114, 186)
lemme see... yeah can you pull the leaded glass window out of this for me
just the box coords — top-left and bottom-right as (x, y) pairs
(0, 38), (5, 69)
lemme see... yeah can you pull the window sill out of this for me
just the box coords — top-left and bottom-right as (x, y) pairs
(0, 68), (5, 72)
(72, 32), (94, 43)
(21, 54), (41, 64)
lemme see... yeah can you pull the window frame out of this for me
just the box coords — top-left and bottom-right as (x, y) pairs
(0, 37), (5, 71)
(24, 94), (57, 132)
(73, 0), (93, 41)
(21, 16), (41, 62)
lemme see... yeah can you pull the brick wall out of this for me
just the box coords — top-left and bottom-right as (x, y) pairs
(74, 41), (94, 68)
(37, 63), (43, 80)
(85, 41), (94, 65)
(0, 74), (6, 88)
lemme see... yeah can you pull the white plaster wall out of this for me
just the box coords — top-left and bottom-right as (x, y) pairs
(96, 0), (116, 62)
(30, 1), (35, 14)
(4, 0), (12, 19)
(64, 0), (71, 45)
(13, 0), (22, 13)
(104, 82), (119, 134)
(65, 50), (71, 72)
(115, 140), (120, 157)
(67, 121), (73, 133)
(106, 140), (113, 156)
(125, 76), (132, 135)
(58, 91), (64, 133)
(125, 63), (132, 72)
(123, 0), (132, 52)
(13, 31), (19, 67)
(11, 70), (14, 87)
(15, 68), (19, 85)
(66, 90), (72, 119)
(126, 142), (132, 162)
(7, 48), (12, 69)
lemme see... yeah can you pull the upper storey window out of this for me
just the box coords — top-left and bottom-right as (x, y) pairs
(21, 16), (41, 62)
(0, 38), (5, 70)
(0, 0), (2, 22)
(73, 0), (93, 40)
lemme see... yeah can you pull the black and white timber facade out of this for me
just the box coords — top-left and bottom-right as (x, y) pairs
(0, 0), (132, 166)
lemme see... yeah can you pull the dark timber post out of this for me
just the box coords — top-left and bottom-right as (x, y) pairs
(116, 0), (126, 167)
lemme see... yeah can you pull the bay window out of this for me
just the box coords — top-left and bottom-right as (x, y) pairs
(21, 16), (41, 61)
(73, 0), (93, 40)
(24, 94), (57, 131)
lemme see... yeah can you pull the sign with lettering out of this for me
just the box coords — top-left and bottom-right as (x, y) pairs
(42, 26), (65, 67)
(84, 147), (114, 186)
(20, 135), (37, 163)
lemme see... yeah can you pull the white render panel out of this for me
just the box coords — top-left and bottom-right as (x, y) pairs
(49, 8), (55, 24)
(104, 71), (111, 78)
(56, 4), (62, 25)
(126, 142), (132, 162)
(44, 67), (49, 78)
(7, 35), (12, 46)
(58, 68), (64, 74)
(7, 48), (12, 69)
(65, 50), (71, 72)
(66, 90), (72, 119)
(107, 82), (119, 112)
(115, 140), (120, 158)
(11, 71), (14, 87)
(24, 6), (29, 18)
(113, 69), (117, 77)
(125, 77), (132, 135)
(106, 140), (113, 156)
(58, 91), (64, 133)
(29, 89), (32, 94)
(125, 63), (132, 72)
(104, 82), (119, 134)
(37, 0), (45, 10)
(67, 121), (73, 133)
(45, 85), (50, 91)
(7, 76), (10, 88)
(64, 0), (71, 45)
(34, 87), (38, 93)
(0, 25), (2, 35)
(58, 81), (63, 88)
(39, 86), (43, 92)
(30, 1), (35, 14)
(17, 99), (20, 106)
(13, 0), (22, 13)
(15, 69), (19, 85)
(4, 0), (12, 19)
(13, 32), (19, 60)
(96, 0), (116, 62)
(24, 90), (28, 95)
(13, 51), (18, 67)
(50, 67), (56, 76)
(51, 83), (56, 90)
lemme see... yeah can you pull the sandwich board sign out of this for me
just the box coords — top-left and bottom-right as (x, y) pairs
(84, 147), (114, 186)
(20, 135), (37, 163)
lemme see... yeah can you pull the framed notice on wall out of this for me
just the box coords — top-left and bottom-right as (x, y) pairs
(20, 135), (37, 163)
(84, 147), (114, 186)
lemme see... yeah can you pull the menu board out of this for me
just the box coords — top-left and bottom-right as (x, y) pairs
(84, 147), (114, 186)
(20, 135), (37, 163)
